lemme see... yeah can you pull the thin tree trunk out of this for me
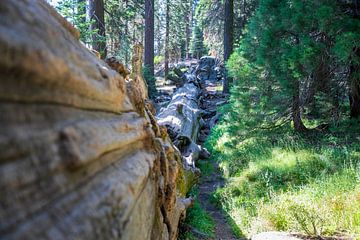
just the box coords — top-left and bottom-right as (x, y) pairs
(185, 1), (191, 59)
(89, 0), (106, 58)
(292, 79), (307, 132)
(349, 47), (360, 119)
(144, 0), (154, 75)
(125, 0), (129, 67)
(144, 0), (156, 98)
(156, 11), (162, 56)
(164, 0), (170, 80)
(332, 88), (340, 126)
(223, 0), (234, 94)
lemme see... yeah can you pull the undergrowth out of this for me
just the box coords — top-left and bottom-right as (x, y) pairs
(206, 116), (360, 239)
(179, 187), (215, 240)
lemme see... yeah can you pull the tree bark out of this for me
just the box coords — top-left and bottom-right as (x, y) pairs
(292, 79), (307, 132)
(124, 0), (129, 67)
(144, 0), (157, 98)
(223, 0), (234, 94)
(349, 47), (360, 119)
(164, 0), (170, 80)
(144, 0), (155, 77)
(89, 0), (106, 58)
(157, 75), (206, 170)
(185, 1), (191, 59)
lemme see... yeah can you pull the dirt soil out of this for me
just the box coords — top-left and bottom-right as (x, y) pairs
(196, 82), (240, 240)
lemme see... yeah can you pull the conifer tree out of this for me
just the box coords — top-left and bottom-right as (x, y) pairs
(144, 0), (157, 98)
(223, 0), (234, 94)
(89, 0), (106, 58)
(190, 24), (205, 59)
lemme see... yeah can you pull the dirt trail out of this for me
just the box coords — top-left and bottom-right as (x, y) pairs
(198, 161), (237, 240)
(197, 83), (240, 240)
(155, 59), (240, 239)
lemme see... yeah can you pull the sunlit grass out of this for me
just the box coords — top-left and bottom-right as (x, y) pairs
(179, 187), (215, 240)
(197, 160), (214, 176)
(207, 120), (360, 239)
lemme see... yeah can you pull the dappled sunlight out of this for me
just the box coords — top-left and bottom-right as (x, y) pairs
(207, 117), (360, 237)
(257, 170), (360, 236)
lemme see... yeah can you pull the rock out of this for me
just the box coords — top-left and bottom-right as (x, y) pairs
(0, 1), (194, 239)
(208, 113), (222, 129)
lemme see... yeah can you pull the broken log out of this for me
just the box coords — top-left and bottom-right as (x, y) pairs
(0, 1), (196, 240)
(157, 73), (209, 171)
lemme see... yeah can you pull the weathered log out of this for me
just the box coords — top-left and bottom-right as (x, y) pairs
(0, 1), (195, 240)
(157, 74), (209, 170)
(196, 56), (220, 89)
(167, 74), (184, 87)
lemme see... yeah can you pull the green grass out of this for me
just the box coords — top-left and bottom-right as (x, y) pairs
(197, 160), (214, 177)
(179, 187), (216, 240)
(206, 119), (360, 239)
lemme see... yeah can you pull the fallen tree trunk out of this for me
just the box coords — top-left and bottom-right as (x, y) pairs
(0, 1), (195, 240)
(157, 73), (209, 171)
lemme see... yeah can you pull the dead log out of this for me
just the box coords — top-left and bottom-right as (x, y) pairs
(0, 1), (196, 239)
(157, 74), (209, 170)
(173, 67), (184, 78)
(167, 74), (184, 87)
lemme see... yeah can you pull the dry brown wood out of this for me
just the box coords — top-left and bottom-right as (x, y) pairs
(0, 1), (196, 239)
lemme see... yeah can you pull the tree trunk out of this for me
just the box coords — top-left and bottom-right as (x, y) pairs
(349, 47), (360, 119)
(185, 1), (191, 59)
(157, 74), (207, 170)
(164, 0), (170, 80)
(89, 0), (106, 59)
(156, 10), (162, 56)
(144, 0), (156, 98)
(292, 79), (307, 132)
(223, 0), (234, 94)
(144, 0), (154, 76)
(124, 0), (129, 67)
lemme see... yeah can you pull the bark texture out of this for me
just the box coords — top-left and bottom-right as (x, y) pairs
(89, 0), (106, 58)
(145, 0), (155, 76)
(157, 68), (209, 172)
(292, 80), (307, 132)
(349, 47), (360, 119)
(223, 0), (234, 94)
(0, 1), (194, 239)
(164, 0), (170, 80)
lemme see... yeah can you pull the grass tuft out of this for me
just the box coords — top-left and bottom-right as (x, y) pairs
(206, 119), (360, 239)
(179, 187), (215, 240)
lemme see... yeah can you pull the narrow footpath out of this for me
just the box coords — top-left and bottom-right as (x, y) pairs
(197, 82), (238, 240)
(155, 58), (239, 239)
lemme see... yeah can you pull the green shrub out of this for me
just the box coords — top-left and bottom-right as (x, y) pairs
(154, 55), (164, 65)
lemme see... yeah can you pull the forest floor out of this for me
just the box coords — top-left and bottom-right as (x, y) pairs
(197, 157), (238, 240)
(180, 80), (240, 239)
(167, 61), (360, 240)
(197, 83), (239, 240)
(155, 61), (239, 239)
